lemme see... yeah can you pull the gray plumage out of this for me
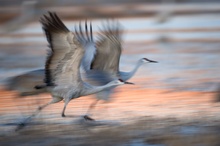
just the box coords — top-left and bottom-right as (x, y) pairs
(91, 21), (122, 76)
(81, 21), (157, 102)
(77, 22), (121, 104)
(38, 12), (127, 117)
(6, 17), (157, 125)
(78, 21), (157, 117)
(14, 12), (127, 131)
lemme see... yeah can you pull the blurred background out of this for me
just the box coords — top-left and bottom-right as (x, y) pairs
(0, 0), (220, 146)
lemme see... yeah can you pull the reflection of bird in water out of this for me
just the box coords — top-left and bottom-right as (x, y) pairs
(77, 21), (158, 118)
(16, 12), (130, 130)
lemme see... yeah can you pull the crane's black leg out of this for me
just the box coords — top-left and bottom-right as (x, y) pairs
(84, 99), (99, 121)
(84, 115), (95, 121)
(15, 96), (62, 131)
(15, 102), (50, 131)
(61, 98), (71, 117)
(61, 105), (67, 117)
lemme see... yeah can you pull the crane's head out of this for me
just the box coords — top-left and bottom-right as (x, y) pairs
(141, 58), (158, 63)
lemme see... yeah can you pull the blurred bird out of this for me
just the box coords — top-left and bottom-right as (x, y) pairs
(76, 21), (158, 118)
(16, 12), (131, 130)
(6, 15), (157, 121)
(37, 12), (132, 116)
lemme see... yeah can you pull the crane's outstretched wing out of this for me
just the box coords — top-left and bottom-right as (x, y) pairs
(91, 21), (122, 76)
(40, 12), (84, 87)
(75, 21), (96, 72)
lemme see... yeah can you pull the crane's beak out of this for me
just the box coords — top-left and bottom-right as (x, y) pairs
(118, 79), (134, 85)
(124, 81), (134, 85)
(149, 60), (158, 63)
(144, 58), (158, 63)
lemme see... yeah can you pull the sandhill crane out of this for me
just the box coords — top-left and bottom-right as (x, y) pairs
(16, 12), (132, 130)
(77, 21), (158, 118)
(6, 17), (157, 122)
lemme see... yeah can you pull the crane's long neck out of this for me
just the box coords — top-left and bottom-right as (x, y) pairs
(83, 82), (117, 96)
(120, 59), (143, 81)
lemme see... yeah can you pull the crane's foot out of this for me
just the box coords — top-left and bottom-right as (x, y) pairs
(84, 115), (95, 121)
(15, 122), (26, 131)
(38, 106), (42, 110)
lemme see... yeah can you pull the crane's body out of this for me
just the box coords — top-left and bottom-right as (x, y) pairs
(5, 58), (152, 98)
(81, 21), (157, 97)
(76, 21), (157, 118)
(37, 12), (129, 117)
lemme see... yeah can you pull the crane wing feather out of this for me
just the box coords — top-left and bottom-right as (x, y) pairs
(75, 22), (96, 72)
(40, 12), (84, 87)
(91, 21), (122, 76)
